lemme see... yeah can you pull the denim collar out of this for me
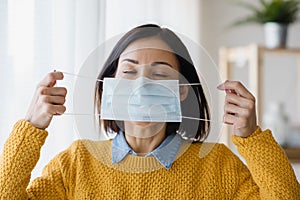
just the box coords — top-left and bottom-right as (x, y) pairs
(112, 131), (183, 170)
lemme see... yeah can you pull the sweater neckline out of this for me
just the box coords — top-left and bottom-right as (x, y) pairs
(80, 139), (191, 173)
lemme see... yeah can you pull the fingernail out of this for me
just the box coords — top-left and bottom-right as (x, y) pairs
(217, 83), (224, 90)
(217, 80), (229, 90)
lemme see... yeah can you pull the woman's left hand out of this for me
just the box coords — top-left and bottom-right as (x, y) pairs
(218, 81), (257, 138)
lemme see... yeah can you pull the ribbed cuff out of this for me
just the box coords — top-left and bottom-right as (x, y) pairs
(14, 120), (48, 145)
(231, 126), (265, 148)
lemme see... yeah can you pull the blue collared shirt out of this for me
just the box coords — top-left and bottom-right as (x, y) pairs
(112, 131), (184, 170)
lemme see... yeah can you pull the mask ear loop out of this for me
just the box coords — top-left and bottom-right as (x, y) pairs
(61, 71), (205, 85)
(61, 71), (224, 159)
(61, 71), (104, 83)
(63, 112), (221, 124)
(60, 71), (222, 122)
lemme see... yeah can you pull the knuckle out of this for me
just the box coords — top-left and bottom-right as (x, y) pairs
(61, 87), (67, 96)
(248, 102), (255, 110)
(36, 85), (42, 93)
(244, 101), (251, 109)
(244, 109), (251, 117)
(244, 99), (255, 111)
(227, 93), (235, 102)
(240, 107), (250, 117)
(43, 104), (52, 113)
(47, 72), (56, 81)
(40, 95), (49, 103)
(38, 86), (47, 95)
(232, 81), (240, 88)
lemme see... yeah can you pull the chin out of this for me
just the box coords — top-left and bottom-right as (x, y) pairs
(131, 121), (152, 127)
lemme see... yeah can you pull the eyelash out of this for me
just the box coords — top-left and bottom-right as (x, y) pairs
(122, 70), (168, 78)
(123, 70), (136, 74)
(152, 73), (168, 78)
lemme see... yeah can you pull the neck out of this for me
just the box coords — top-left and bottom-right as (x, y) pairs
(124, 122), (167, 154)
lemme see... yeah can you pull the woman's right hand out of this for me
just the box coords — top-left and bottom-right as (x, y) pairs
(25, 71), (67, 130)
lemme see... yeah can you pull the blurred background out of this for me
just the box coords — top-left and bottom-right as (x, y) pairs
(0, 0), (300, 181)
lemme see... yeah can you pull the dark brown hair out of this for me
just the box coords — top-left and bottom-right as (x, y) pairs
(95, 24), (210, 142)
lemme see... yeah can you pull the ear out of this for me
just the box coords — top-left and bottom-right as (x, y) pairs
(179, 85), (189, 101)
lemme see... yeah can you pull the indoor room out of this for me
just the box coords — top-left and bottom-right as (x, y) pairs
(0, 0), (299, 198)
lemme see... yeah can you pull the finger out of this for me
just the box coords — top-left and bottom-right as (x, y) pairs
(225, 93), (255, 109)
(40, 95), (66, 105)
(223, 113), (236, 125)
(225, 103), (250, 118)
(225, 89), (237, 95)
(38, 87), (67, 97)
(38, 71), (64, 87)
(45, 104), (66, 115)
(223, 113), (247, 127)
(218, 81), (255, 100)
(53, 105), (66, 115)
(223, 113), (248, 130)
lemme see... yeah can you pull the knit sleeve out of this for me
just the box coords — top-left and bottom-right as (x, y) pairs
(27, 141), (79, 199)
(232, 127), (300, 199)
(0, 120), (68, 200)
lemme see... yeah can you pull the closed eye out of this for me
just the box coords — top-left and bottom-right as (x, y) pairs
(152, 73), (168, 78)
(123, 69), (137, 74)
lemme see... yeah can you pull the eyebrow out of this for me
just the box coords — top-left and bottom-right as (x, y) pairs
(151, 61), (173, 68)
(121, 59), (139, 64)
(121, 59), (173, 68)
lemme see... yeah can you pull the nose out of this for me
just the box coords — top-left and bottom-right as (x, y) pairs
(138, 65), (152, 79)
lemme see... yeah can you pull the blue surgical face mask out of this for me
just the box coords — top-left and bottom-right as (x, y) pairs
(100, 77), (182, 122)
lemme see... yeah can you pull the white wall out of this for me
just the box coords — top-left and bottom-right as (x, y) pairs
(104, 0), (201, 42)
(0, 0), (106, 180)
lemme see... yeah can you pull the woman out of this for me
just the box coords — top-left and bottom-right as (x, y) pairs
(0, 24), (299, 199)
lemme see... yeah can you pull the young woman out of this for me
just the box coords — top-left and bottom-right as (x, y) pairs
(1, 24), (299, 199)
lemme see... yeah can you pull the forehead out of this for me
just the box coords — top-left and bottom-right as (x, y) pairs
(123, 37), (173, 53)
(120, 37), (178, 64)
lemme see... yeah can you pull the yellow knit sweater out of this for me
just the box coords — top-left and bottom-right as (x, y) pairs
(0, 120), (299, 199)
